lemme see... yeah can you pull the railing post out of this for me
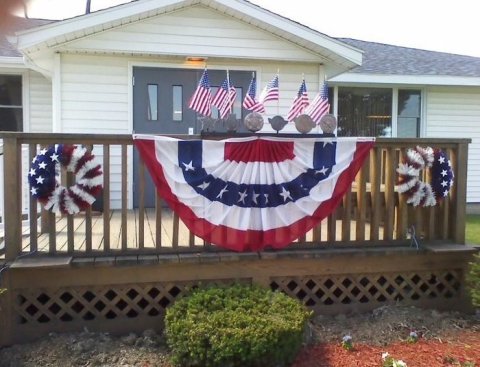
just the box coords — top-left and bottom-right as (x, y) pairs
(453, 141), (468, 244)
(3, 136), (22, 261)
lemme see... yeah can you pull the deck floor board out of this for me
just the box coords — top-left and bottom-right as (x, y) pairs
(13, 208), (389, 255)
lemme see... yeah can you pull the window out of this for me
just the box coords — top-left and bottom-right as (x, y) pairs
(147, 84), (158, 121)
(0, 75), (22, 131)
(398, 90), (421, 137)
(172, 86), (183, 122)
(337, 87), (392, 137)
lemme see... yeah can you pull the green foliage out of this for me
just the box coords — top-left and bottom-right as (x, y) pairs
(466, 214), (480, 245)
(467, 253), (480, 307)
(164, 283), (312, 367)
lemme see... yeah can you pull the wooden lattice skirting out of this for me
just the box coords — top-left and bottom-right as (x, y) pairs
(0, 246), (476, 346)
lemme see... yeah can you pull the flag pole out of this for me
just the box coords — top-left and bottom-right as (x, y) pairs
(276, 68), (280, 116)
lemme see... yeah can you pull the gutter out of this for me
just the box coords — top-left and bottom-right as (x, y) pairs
(0, 56), (25, 68)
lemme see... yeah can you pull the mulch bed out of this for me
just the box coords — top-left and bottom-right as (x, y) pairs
(292, 332), (479, 367)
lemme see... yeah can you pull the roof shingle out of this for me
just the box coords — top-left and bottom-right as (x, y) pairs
(0, 17), (55, 58)
(338, 38), (480, 77)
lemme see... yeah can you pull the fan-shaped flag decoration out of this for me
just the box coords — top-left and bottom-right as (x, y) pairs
(133, 135), (374, 252)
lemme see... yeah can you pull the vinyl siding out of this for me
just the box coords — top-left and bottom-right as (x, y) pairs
(65, 5), (320, 62)
(425, 86), (480, 202)
(28, 70), (52, 132)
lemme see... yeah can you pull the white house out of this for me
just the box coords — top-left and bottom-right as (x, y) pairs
(1, 0), (480, 209)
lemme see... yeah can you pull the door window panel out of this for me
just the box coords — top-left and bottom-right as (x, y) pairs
(398, 90), (421, 137)
(172, 85), (183, 122)
(0, 75), (22, 131)
(147, 84), (158, 121)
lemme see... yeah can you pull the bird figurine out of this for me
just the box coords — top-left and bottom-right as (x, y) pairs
(268, 115), (288, 133)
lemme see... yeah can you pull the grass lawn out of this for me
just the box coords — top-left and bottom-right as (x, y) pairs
(466, 214), (480, 245)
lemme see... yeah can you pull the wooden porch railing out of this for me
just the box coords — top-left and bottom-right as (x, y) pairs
(0, 132), (470, 261)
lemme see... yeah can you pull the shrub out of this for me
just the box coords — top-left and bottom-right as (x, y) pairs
(164, 283), (312, 367)
(467, 253), (480, 307)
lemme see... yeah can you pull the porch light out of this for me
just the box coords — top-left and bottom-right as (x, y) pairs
(186, 56), (207, 62)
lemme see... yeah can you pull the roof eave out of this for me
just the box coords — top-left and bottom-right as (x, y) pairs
(0, 56), (26, 68)
(330, 73), (480, 87)
(15, 0), (362, 70)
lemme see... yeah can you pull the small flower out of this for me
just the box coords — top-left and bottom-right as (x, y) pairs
(341, 334), (354, 351)
(382, 352), (408, 367)
(407, 330), (419, 343)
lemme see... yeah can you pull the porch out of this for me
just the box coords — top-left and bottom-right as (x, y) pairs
(0, 132), (476, 346)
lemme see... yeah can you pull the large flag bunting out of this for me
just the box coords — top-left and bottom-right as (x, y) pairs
(212, 72), (237, 119)
(243, 75), (265, 113)
(134, 135), (375, 252)
(188, 69), (212, 117)
(287, 79), (309, 121)
(259, 74), (279, 104)
(305, 81), (330, 124)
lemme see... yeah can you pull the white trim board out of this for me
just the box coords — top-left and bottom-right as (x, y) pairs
(330, 73), (480, 87)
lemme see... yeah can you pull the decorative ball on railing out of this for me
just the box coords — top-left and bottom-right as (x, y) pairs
(396, 146), (454, 207)
(268, 115), (287, 133)
(244, 112), (264, 132)
(294, 114), (314, 134)
(28, 144), (103, 215)
(319, 114), (337, 134)
(225, 113), (238, 132)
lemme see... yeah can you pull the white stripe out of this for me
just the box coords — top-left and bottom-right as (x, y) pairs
(67, 145), (87, 172)
(70, 185), (96, 204)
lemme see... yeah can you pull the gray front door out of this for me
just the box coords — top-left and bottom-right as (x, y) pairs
(133, 67), (252, 207)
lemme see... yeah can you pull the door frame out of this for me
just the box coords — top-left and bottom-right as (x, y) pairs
(127, 61), (262, 209)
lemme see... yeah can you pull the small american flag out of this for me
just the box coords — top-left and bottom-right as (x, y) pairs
(243, 75), (265, 113)
(259, 74), (279, 104)
(287, 79), (309, 122)
(188, 69), (212, 117)
(213, 73), (237, 119)
(305, 81), (330, 124)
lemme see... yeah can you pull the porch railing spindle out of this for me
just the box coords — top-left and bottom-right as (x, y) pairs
(103, 144), (110, 252)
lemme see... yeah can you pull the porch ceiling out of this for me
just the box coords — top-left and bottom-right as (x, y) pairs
(13, 0), (362, 70)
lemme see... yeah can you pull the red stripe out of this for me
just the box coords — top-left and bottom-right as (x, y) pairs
(224, 139), (295, 163)
(134, 139), (374, 252)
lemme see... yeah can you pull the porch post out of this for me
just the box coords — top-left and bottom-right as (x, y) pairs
(453, 141), (468, 244)
(3, 135), (22, 261)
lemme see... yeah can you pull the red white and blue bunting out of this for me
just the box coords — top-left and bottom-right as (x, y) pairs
(28, 144), (103, 215)
(134, 135), (374, 251)
(396, 146), (454, 207)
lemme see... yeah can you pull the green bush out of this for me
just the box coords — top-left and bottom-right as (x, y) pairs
(467, 253), (480, 307)
(164, 283), (312, 367)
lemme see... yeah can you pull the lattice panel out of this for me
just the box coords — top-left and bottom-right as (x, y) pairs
(270, 270), (462, 308)
(14, 279), (244, 325)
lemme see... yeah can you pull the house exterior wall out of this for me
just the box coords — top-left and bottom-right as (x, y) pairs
(63, 6), (321, 63)
(27, 70), (52, 133)
(425, 86), (480, 202)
